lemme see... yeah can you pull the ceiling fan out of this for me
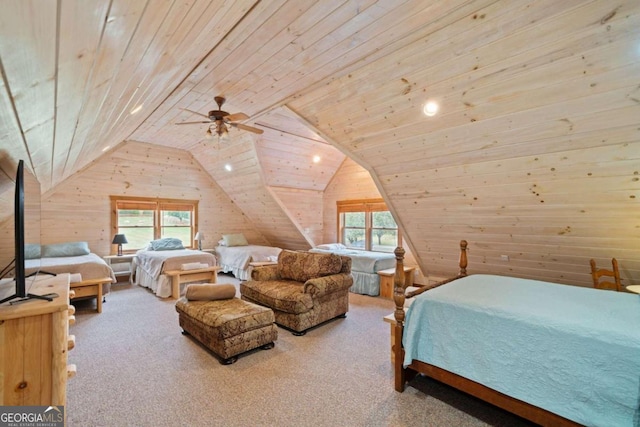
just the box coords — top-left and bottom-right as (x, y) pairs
(175, 96), (263, 139)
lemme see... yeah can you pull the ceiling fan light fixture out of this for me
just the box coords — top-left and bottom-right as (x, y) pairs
(175, 96), (263, 136)
(205, 127), (213, 139)
(220, 126), (230, 142)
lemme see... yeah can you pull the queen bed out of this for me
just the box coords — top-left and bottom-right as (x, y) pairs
(391, 241), (640, 427)
(133, 239), (217, 298)
(310, 243), (395, 296)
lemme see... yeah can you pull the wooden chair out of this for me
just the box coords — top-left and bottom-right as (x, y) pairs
(589, 258), (623, 292)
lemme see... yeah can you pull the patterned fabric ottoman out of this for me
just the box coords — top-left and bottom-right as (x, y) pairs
(175, 297), (277, 364)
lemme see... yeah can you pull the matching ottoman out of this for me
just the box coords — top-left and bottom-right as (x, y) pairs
(175, 296), (277, 364)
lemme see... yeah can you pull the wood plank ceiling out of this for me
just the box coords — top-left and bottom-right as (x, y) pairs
(0, 0), (638, 285)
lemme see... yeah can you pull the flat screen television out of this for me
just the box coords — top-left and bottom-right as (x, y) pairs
(0, 160), (52, 305)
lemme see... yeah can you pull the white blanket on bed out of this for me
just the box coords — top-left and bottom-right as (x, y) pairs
(134, 249), (216, 279)
(215, 245), (282, 270)
(25, 253), (116, 282)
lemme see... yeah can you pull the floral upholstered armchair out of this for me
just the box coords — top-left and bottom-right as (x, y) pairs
(240, 250), (353, 335)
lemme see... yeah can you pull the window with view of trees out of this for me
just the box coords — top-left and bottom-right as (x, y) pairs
(337, 199), (400, 252)
(110, 196), (198, 252)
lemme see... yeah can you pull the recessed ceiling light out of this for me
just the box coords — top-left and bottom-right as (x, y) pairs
(130, 104), (143, 115)
(423, 101), (439, 117)
(224, 164), (232, 172)
(313, 155), (321, 163)
(102, 145), (111, 152)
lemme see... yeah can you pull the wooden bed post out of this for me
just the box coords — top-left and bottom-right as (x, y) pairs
(393, 240), (469, 392)
(392, 246), (408, 391)
(459, 240), (468, 277)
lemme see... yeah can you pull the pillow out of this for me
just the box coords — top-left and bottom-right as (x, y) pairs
(315, 243), (347, 251)
(41, 241), (90, 258)
(185, 284), (236, 301)
(24, 243), (41, 260)
(222, 233), (248, 247)
(217, 239), (226, 246)
(149, 238), (184, 251)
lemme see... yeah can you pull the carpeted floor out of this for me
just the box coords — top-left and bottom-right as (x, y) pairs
(66, 275), (535, 427)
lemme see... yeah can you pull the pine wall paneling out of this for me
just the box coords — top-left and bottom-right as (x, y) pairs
(189, 134), (310, 251)
(323, 158), (424, 285)
(1, 1), (638, 289)
(291, 1), (640, 287)
(0, 164), (40, 275)
(269, 186), (323, 247)
(40, 141), (264, 257)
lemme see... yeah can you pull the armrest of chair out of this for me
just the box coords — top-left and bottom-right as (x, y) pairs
(250, 264), (279, 281)
(304, 273), (353, 297)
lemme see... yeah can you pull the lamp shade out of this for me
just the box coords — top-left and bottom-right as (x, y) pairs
(194, 232), (204, 250)
(112, 234), (128, 244)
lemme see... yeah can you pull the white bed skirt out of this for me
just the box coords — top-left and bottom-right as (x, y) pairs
(219, 263), (251, 281)
(350, 271), (380, 296)
(134, 266), (172, 298)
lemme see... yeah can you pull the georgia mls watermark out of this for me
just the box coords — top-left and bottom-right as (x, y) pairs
(0, 406), (64, 427)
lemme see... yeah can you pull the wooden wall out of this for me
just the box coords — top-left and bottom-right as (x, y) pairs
(269, 186), (323, 247)
(323, 158), (424, 285)
(0, 164), (41, 274)
(189, 133), (311, 251)
(39, 141), (265, 256)
(292, 1), (640, 288)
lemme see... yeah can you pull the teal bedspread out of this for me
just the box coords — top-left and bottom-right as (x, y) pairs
(403, 274), (640, 427)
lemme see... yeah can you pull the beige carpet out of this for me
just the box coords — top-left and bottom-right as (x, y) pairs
(66, 275), (534, 427)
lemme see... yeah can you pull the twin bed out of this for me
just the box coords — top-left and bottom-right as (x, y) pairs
(215, 243), (282, 281)
(25, 253), (116, 286)
(133, 234), (281, 297)
(133, 248), (216, 298)
(310, 243), (395, 296)
(24, 242), (117, 313)
(392, 241), (640, 427)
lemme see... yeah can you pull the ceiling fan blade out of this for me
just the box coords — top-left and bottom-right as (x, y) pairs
(183, 108), (210, 119)
(232, 123), (264, 134)
(175, 121), (211, 125)
(226, 112), (249, 122)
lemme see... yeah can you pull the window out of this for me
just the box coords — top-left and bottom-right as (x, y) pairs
(110, 196), (198, 252)
(337, 199), (400, 252)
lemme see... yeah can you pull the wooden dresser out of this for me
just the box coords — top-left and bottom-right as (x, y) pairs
(0, 274), (75, 406)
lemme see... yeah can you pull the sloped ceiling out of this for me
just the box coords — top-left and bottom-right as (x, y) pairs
(0, 0), (638, 284)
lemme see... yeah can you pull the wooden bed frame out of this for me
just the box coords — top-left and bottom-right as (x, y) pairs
(392, 241), (581, 427)
(70, 277), (113, 313)
(164, 266), (220, 299)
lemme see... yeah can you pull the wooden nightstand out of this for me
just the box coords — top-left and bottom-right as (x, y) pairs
(378, 266), (416, 299)
(104, 254), (135, 283)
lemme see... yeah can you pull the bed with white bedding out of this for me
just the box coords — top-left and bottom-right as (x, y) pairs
(215, 244), (282, 280)
(133, 248), (216, 298)
(24, 250), (117, 312)
(26, 253), (116, 283)
(393, 241), (640, 427)
(309, 244), (395, 296)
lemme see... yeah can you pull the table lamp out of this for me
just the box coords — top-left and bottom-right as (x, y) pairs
(112, 234), (128, 256)
(194, 232), (204, 250)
